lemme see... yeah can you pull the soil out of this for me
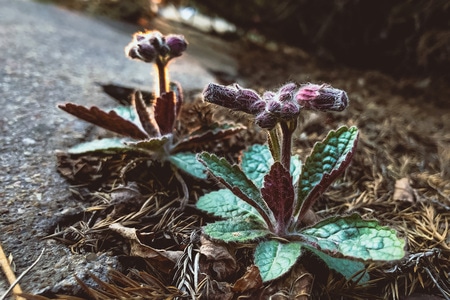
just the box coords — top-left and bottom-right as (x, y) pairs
(1, 1), (449, 299)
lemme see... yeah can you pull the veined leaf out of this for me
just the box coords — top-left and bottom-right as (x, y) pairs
(304, 245), (369, 283)
(196, 189), (266, 224)
(261, 162), (294, 234)
(67, 138), (131, 154)
(295, 126), (359, 220)
(58, 103), (149, 140)
(300, 214), (405, 261)
(241, 144), (301, 188)
(198, 152), (276, 228)
(202, 219), (270, 243)
(154, 92), (176, 135)
(132, 91), (161, 137)
(126, 136), (170, 154)
(254, 240), (302, 282)
(169, 152), (207, 179)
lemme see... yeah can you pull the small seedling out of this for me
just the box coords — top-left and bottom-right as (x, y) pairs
(58, 30), (243, 205)
(196, 82), (405, 282)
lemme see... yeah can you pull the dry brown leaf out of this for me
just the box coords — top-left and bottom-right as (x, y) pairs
(393, 177), (415, 202)
(231, 265), (262, 293)
(109, 223), (182, 263)
(199, 235), (238, 281)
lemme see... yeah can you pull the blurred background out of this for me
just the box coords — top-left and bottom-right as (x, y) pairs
(38, 0), (449, 79)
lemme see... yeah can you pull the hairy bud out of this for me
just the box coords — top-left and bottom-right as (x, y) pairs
(202, 83), (262, 114)
(166, 34), (188, 58)
(255, 112), (278, 129)
(296, 84), (349, 112)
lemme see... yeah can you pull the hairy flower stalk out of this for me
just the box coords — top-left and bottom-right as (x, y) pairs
(125, 30), (187, 95)
(202, 82), (349, 170)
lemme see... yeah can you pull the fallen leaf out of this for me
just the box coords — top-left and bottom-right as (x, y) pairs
(231, 265), (262, 293)
(199, 235), (238, 281)
(393, 177), (415, 202)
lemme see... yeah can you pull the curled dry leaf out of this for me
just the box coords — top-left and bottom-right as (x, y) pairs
(231, 265), (262, 293)
(393, 177), (416, 202)
(109, 223), (182, 263)
(199, 235), (238, 281)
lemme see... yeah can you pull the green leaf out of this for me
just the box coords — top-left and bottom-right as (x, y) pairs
(202, 219), (270, 243)
(113, 105), (138, 123)
(241, 144), (301, 188)
(68, 138), (130, 154)
(254, 240), (302, 282)
(304, 245), (369, 283)
(196, 189), (265, 224)
(127, 136), (170, 153)
(241, 144), (274, 188)
(198, 152), (276, 228)
(169, 152), (207, 179)
(295, 126), (359, 220)
(300, 214), (405, 261)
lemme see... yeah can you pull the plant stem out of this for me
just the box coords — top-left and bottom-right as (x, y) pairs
(155, 59), (169, 95)
(279, 120), (297, 171)
(268, 126), (281, 162)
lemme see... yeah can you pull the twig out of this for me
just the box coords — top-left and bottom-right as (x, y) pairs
(0, 246), (45, 300)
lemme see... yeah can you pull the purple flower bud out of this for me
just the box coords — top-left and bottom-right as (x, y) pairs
(262, 91), (276, 102)
(277, 83), (297, 102)
(202, 83), (262, 114)
(249, 100), (266, 115)
(280, 101), (301, 120)
(296, 84), (349, 112)
(255, 112), (278, 129)
(166, 34), (188, 58)
(137, 43), (157, 62)
(266, 100), (282, 115)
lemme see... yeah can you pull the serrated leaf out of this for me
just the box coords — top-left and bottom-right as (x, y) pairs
(241, 144), (274, 187)
(300, 214), (405, 261)
(295, 126), (359, 220)
(67, 138), (130, 154)
(241, 144), (301, 188)
(202, 219), (270, 242)
(304, 245), (369, 283)
(198, 152), (276, 228)
(261, 162), (294, 234)
(58, 103), (149, 140)
(169, 152), (207, 179)
(132, 91), (161, 137)
(196, 189), (265, 224)
(154, 92), (176, 135)
(172, 123), (245, 153)
(254, 240), (302, 282)
(126, 136), (170, 154)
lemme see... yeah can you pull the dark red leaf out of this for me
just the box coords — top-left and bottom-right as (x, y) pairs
(58, 103), (148, 140)
(132, 91), (161, 137)
(154, 92), (176, 135)
(261, 162), (294, 235)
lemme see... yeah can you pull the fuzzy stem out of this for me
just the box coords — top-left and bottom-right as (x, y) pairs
(155, 59), (169, 96)
(279, 120), (297, 171)
(268, 125), (281, 162)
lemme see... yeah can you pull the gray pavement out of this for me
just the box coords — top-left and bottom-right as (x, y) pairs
(0, 0), (237, 296)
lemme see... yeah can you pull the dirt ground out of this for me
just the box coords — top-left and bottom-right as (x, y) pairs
(3, 2), (449, 299)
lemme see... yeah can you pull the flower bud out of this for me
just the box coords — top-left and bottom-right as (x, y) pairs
(202, 83), (262, 114)
(266, 100), (282, 115)
(262, 91), (276, 102)
(277, 82), (297, 102)
(166, 34), (188, 58)
(280, 101), (301, 120)
(255, 112), (278, 129)
(296, 84), (349, 112)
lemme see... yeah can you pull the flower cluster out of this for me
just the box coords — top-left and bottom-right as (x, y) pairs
(203, 82), (349, 129)
(125, 30), (187, 65)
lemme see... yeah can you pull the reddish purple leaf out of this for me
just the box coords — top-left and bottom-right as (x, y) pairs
(261, 162), (294, 235)
(154, 91), (177, 135)
(132, 91), (161, 137)
(58, 103), (148, 140)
